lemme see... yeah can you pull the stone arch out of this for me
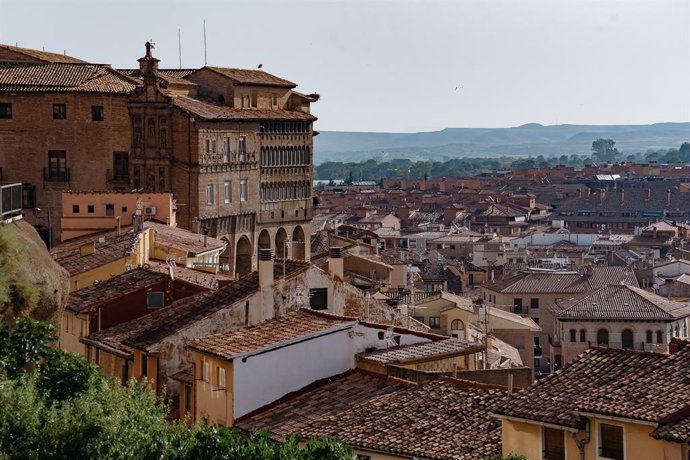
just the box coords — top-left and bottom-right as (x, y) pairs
(292, 225), (306, 260)
(219, 237), (232, 272)
(596, 328), (609, 346)
(235, 236), (252, 277)
(258, 229), (271, 260)
(622, 328), (634, 349)
(275, 227), (288, 259)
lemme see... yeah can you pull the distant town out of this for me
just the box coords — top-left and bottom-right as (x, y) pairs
(0, 40), (689, 460)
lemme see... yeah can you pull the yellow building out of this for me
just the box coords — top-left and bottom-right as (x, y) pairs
(494, 346), (690, 460)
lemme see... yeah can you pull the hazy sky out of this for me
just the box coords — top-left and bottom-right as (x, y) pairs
(1, 0), (688, 132)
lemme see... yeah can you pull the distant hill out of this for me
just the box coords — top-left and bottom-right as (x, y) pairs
(314, 122), (690, 164)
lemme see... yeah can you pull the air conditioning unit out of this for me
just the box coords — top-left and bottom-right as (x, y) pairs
(144, 206), (157, 215)
(147, 292), (165, 309)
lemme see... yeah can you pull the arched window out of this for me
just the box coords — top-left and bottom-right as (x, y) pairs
(675, 325), (680, 337)
(569, 329), (577, 343)
(646, 330), (653, 344)
(597, 329), (609, 346)
(579, 329), (586, 343)
(450, 319), (464, 331)
(657, 331), (664, 344)
(621, 329), (634, 349)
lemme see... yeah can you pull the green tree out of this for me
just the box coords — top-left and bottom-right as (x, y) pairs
(591, 138), (620, 162)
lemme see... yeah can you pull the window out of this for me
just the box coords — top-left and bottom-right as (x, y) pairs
(223, 137), (229, 162)
(80, 319), (87, 337)
(206, 184), (215, 205)
(105, 204), (115, 217)
(141, 354), (148, 378)
(47, 150), (67, 180)
(113, 152), (129, 180)
(205, 139), (210, 153)
(0, 102), (12, 119)
(72, 205), (80, 213)
(621, 329), (634, 349)
(429, 317), (441, 329)
(212, 139), (217, 153)
(202, 361), (210, 382)
(240, 180), (247, 202)
(569, 329), (577, 343)
(91, 105), (104, 121)
(513, 298), (523, 314)
(238, 136), (246, 161)
(309, 288), (328, 310)
(412, 316), (425, 324)
(184, 384), (192, 413)
(21, 184), (36, 208)
(122, 206), (128, 213)
(87, 205), (94, 214)
(580, 329), (586, 343)
(543, 427), (565, 460)
(646, 330), (653, 344)
(597, 328), (609, 346)
(224, 181), (231, 204)
(217, 367), (226, 389)
(599, 423), (624, 460)
(530, 298), (539, 309)
(63, 315), (70, 334)
(53, 103), (66, 119)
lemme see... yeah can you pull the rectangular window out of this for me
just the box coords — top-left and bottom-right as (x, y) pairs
(205, 139), (210, 153)
(429, 317), (441, 329)
(513, 298), (523, 314)
(22, 184), (36, 209)
(570, 329), (577, 342)
(47, 150), (67, 180)
(309, 288), (328, 310)
(224, 181), (231, 204)
(206, 184), (215, 205)
(223, 137), (230, 162)
(240, 180), (248, 202)
(87, 205), (94, 214)
(238, 136), (246, 162)
(63, 315), (70, 333)
(530, 298), (539, 309)
(212, 139), (217, 153)
(105, 204), (115, 217)
(53, 103), (66, 119)
(72, 205), (79, 213)
(141, 354), (148, 378)
(202, 361), (210, 382)
(599, 423), (624, 460)
(113, 152), (129, 180)
(543, 427), (565, 460)
(91, 105), (104, 121)
(217, 367), (226, 389)
(80, 319), (87, 337)
(184, 384), (192, 413)
(0, 102), (12, 119)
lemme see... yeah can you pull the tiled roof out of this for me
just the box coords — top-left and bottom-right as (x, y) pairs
(359, 339), (483, 364)
(172, 95), (316, 121)
(188, 310), (356, 360)
(50, 228), (142, 277)
(84, 261), (310, 354)
(147, 262), (233, 290)
(235, 370), (408, 441)
(484, 267), (638, 294)
(553, 284), (690, 320)
(0, 62), (137, 93)
(0, 44), (86, 63)
(145, 221), (226, 256)
(204, 66), (297, 87)
(66, 269), (168, 314)
(298, 379), (505, 460)
(116, 68), (197, 87)
(494, 347), (690, 431)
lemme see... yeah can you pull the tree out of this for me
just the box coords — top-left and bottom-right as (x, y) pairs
(591, 138), (620, 162)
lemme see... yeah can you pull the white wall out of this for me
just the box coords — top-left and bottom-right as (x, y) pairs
(232, 328), (354, 418)
(510, 233), (598, 248)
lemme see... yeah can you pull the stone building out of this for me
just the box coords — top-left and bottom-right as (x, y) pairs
(0, 43), (317, 276)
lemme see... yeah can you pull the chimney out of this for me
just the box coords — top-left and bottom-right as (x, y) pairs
(258, 249), (274, 290)
(667, 189), (672, 206)
(619, 188), (624, 205)
(645, 188), (651, 201)
(328, 247), (344, 281)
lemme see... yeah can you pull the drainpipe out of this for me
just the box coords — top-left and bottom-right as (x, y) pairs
(571, 413), (591, 460)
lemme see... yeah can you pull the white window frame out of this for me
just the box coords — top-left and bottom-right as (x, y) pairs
(240, 179), (248, 202)
(238, 136), (246, 162)
(223, 137), (230, 162)
(217, 367), (226, 390)
(224, 180), (231, 204)
(202, 361), (210, 382)
(206, 184), (215, 206)
(597, 420), (625, 460)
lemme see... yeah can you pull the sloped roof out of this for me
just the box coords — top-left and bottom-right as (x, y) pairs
(554, 284), (690, 320)
(298, 379), (505, 460)
(203, 66), (296, 87)
(496, 346), (690, 441)
(0, 44), (87, 63)
(172, 95), (316, 121)
(484, 267), (639, 294)
(188, 310), (356, 360)
(145, 221), (226, 256)
(0, 62), (136, 93)
(359, 338), (482, 364)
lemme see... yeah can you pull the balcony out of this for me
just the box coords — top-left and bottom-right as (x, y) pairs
(0, 182), (22, 221)
(43, 167), (70, 182)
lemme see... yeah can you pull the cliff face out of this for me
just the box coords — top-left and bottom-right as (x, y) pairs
(0, 220), (69, 324)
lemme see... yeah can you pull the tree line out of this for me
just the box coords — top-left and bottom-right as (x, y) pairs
(315, 141), (690, 181)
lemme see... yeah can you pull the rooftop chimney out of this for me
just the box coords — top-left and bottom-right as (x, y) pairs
(645, 188), (651, 201)
(667, 188), (672, 206)
(328, 246), (344, 281)
(258, 249), (274, 290)
(619, 188), (624, 205)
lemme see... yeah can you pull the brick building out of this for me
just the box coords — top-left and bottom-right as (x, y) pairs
(0, 42), (317, 276)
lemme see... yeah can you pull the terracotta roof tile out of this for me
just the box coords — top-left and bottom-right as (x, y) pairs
(148, 262), (233, 290)
(359, 339), (483, 364)
(235, 370), (408, 441)
(172, 95), (316, 122)
(145, 221), (227, 256)
(0, 62), (136, 93)
(297, 379), (505, 460)
(0, 44), (87, 63)
(204, 66), (297, 87)
(484, 267), (639, 294)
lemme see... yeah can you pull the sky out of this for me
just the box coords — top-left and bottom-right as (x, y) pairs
(1, 0), (688, 132)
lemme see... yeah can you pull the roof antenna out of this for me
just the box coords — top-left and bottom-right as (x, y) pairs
(203, 19), (207, 66)
(178, 28), (182, 69)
